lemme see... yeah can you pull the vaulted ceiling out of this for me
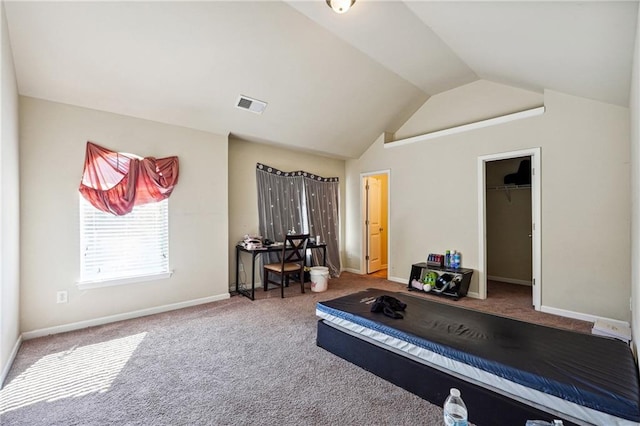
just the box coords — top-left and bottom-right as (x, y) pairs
(4, 1), (638, 159)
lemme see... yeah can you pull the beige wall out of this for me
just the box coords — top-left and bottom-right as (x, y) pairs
(228, 137), (345, 289)
(1, 2), (21, 384)
(346, 81), (631, 322)
(19, 97), (229, 333)
(631, 6), (640, 358)
(394, 80), (544, 140)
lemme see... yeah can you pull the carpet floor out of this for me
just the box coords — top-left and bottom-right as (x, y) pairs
(0, 272), (592, 425)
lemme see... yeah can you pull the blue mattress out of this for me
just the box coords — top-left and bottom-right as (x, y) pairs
(316, 289), (640, 424)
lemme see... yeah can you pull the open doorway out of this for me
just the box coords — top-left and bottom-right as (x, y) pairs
(486, 157), (533, 306)
(362, 172), (389, 278)
(478, 148), (541, 310)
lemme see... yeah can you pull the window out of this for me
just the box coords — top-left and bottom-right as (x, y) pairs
(79, 196), (170, 288)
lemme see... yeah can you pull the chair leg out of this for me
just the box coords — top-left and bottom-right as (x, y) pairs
(300, 268), (305, 294)
(281, 274), (285, 298)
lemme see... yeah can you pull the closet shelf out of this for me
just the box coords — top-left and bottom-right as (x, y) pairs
(488, 184), (531, 191)
(487, 184), (531, 202)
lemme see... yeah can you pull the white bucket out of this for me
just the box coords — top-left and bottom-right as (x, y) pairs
(310, 266), (329, 292)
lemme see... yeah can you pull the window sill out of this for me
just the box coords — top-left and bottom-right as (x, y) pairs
(77, 271), (173, 290)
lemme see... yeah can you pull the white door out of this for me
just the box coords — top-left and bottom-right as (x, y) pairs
(367, 177), (382, 273)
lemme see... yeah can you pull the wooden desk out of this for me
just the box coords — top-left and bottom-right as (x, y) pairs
(235, 242), (327, 300)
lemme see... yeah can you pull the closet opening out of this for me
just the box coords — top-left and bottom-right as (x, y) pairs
(478, 148), (541, 310)
(486, 157), (532, 306)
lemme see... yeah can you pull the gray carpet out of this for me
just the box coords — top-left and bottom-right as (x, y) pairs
(1, 274), (454, 426)
(2, 272), (589, 425)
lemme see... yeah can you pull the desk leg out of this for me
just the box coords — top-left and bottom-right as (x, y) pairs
(322, 246), (327, 266)
(251, 252), (257, 301)
(235, 246), (240, 294)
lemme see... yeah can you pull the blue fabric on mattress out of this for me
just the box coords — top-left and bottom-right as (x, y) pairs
(317, 289), (640, 422)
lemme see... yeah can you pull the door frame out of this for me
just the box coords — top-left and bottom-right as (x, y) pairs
(477, 148), (541, 309)
(361, 170), (390, 275)
(366, 175), (383, 273)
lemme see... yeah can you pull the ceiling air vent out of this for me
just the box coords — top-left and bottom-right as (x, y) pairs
(236, 95), (267, 114)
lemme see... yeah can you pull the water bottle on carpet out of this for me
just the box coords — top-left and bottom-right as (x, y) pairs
(443, 388), (468, 426)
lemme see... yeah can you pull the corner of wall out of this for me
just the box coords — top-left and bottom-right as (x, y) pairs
(630, 4), (640, 363)
(0, 0), (22, 387)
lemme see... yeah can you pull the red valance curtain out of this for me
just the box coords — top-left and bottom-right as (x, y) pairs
(78, 142), (179, 216)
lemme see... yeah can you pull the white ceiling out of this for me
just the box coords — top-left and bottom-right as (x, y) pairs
(4, 1), (638, 159)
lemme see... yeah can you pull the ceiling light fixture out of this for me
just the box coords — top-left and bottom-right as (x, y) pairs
(326, 0), (355, 14)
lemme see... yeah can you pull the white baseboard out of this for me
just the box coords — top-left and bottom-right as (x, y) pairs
(22, 293), (230, 340)
(387, 275), (405, 285)
(1, 335), (23, 389)
(539, 304), (630, 328)
(488, 275), (532, 286)
(342, 267), (362, 274)
(466, 291), (481, 299)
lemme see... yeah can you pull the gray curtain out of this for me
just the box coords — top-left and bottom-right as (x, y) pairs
(256, 163), (341, 276)
(256, 164), (305, 264)
(304, 174), (340, 277)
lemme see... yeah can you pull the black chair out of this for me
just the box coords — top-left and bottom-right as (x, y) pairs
(263, 234), (310, 298)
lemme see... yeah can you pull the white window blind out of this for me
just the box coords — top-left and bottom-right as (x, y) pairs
(79, 196), (169, 284)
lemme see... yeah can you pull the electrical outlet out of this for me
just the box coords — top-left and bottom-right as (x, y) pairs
(56, 291), (68, 304)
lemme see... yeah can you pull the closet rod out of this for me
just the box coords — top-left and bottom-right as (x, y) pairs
(489, 184), (531, 202)
(488, 184), (531, 191)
